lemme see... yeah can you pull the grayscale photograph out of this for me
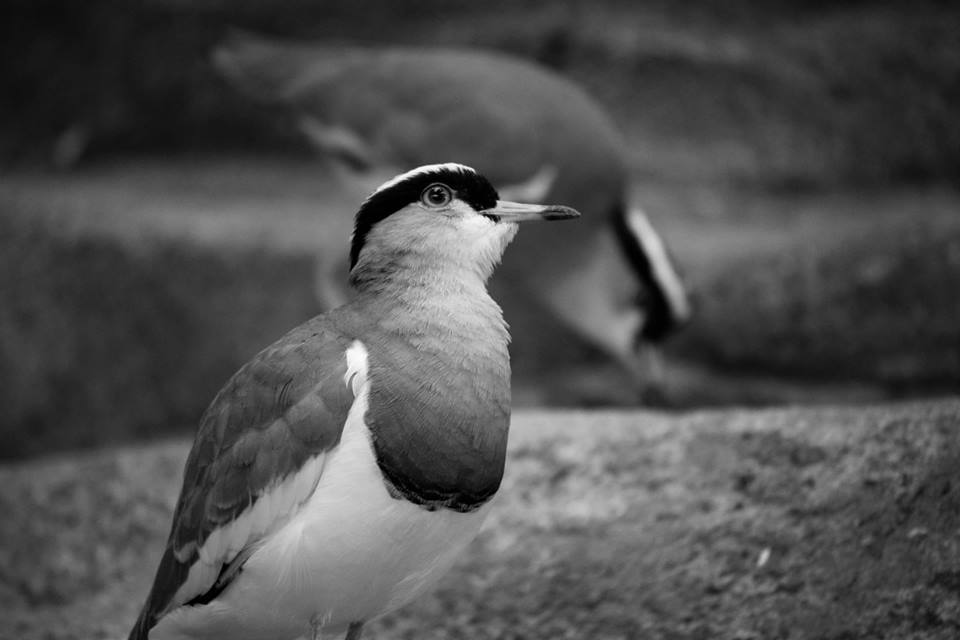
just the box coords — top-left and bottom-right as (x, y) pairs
(1, 1), (958, 638)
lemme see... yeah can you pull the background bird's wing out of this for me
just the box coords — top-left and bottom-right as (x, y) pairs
(129, 317), (356, 640)
(211, 35), (551, 184)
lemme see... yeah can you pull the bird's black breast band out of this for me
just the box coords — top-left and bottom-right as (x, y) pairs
(374, 457), (499, 513)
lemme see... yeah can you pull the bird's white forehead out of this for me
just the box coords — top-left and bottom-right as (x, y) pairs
(370, 163), (477, 197)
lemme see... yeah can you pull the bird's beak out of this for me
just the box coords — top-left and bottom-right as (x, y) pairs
(482, 200), (580, 223)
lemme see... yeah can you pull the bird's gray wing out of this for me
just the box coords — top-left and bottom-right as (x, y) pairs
(129, 318), (356, 640)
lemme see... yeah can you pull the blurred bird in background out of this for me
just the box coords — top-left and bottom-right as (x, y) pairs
(212, 33), (691, 402)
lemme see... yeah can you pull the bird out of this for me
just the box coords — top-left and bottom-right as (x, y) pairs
(212, 34), (691, 391)
(128, 163), (580, 640)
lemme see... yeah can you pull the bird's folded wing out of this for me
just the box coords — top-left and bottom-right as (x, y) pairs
(131, 319), (356, 637)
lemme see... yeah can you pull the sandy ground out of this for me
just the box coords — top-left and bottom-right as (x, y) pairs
(3, 398), (960, 639)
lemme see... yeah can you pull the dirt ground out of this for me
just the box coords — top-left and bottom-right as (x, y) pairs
(3, 398), (959, 639)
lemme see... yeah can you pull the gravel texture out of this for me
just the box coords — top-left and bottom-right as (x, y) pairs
(3, 399), (959, 639)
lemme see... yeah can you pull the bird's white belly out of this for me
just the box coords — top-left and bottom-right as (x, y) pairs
(152, 385), (491, 640)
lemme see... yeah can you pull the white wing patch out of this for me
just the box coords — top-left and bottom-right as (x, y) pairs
(625, 206), (692, 324)
(344, 340), (368, 396)
(165, 355), (369, 615)
(170, 453), (328, 611)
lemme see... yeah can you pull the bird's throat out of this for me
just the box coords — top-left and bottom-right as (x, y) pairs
(345, 262), (513, 512)
(352, 259), (511, 355)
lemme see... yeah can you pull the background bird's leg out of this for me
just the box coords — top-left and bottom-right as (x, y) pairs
(308, 617), (322, 640)
(344, 621), (364, 640)
(629, 343), (668, 404)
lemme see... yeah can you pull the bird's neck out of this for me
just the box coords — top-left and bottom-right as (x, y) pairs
(351, 260), (510, 358)
(344, 256), (512, 513)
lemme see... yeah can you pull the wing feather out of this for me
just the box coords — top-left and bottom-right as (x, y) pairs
(129, 318), (356, 640)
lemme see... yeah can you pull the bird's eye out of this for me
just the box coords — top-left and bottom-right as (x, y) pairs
(420, 184), (453, 208)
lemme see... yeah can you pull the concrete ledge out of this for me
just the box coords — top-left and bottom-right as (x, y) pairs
(0, 200), (319, 458)
(4, 159), (960, 458)
(3, 399), (959, 639)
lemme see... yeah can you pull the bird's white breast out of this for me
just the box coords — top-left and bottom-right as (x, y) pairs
(152, 340), (491, 640)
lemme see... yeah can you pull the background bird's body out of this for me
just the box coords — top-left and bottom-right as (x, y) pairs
(130, 164), (576, 640)
(214, 41), (625, 200)
(213, 36), (689, 385)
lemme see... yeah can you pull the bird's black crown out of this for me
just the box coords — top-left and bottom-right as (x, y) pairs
(350, 163), (499, 269)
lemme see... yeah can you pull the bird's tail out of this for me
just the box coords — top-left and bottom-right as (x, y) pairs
(611, 201), (692, 344)
(127, 608), (151, 640)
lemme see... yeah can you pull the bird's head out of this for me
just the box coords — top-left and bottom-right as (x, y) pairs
(349, 163), (579, 288)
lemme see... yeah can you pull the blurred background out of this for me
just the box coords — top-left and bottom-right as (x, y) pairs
(2, 0), (959, 459)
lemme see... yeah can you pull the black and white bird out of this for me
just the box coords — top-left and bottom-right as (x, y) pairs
(128, 163), (579, 640)
(212, 34), (690, 382)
